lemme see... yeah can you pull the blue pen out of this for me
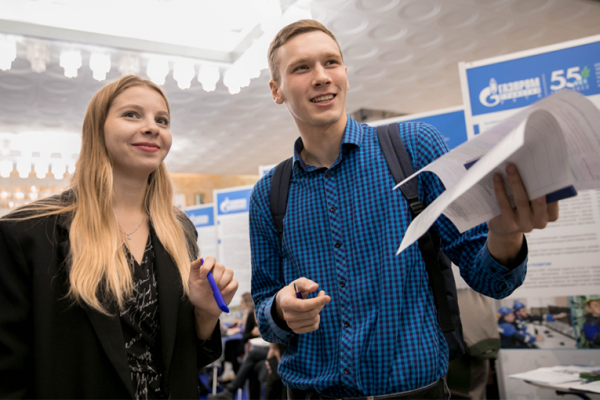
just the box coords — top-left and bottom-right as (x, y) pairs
(201, 259), (229, 313)
(294, 281), (303, 299)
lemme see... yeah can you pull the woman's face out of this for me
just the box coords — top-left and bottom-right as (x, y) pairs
(103, 86), (172, 178)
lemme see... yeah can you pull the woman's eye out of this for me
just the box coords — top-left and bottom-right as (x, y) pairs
(124, 112), (137, 118)
(157, 118), (169, 125)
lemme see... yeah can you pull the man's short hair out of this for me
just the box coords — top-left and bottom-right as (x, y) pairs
(268, 19), (343, 83)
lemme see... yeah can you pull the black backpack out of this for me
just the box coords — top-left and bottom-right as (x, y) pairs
(269, 122), (465, 361)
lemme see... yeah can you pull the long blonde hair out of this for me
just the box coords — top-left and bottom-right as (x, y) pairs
(5, 75), (197, 314)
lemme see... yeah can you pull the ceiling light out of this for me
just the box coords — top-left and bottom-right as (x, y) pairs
(119, 54), (140, 76)
(16, 159), (30, 178)
(60, 50), (82, 78)
(223, 67), (250, 95)
(0, 160), (12, 178)
(90, 52), (111, 81)
(52, 160), (66, 180)
(34, 160), (49, 179)
(147, 56), (169, 85)
(26, 40), (50, 73)
(68, 163), (76, 175)
(197, 64), (220, 92)
(0, 34), (17, 71)
(14, 191), (24, 200)
(173, 59), (195, 90)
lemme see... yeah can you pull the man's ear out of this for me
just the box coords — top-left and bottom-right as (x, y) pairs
(345, 66), (350, 91)
(269, 80), (284, 105)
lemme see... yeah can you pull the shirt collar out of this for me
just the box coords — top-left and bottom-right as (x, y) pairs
(292, 115), (363, 171)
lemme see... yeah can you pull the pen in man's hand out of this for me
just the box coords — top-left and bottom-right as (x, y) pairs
(294, 281), (303, 299)
(201, 258), (230, 313)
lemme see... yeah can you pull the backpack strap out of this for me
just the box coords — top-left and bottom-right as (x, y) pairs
(376, 123), (455, 333)
(270, 157), (293, 243)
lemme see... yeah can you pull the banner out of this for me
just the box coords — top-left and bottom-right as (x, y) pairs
(214, 186), (253, 306)
(369, 106), (468, 150)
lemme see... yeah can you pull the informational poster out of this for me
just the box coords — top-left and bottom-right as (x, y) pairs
(459, 35), (600, 399)
(214, 186), (253, 306)
(369, 106), (468, 150)
(183, 204), (217, 259)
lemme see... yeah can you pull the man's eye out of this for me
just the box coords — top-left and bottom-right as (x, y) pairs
(295, 65), (308, 72)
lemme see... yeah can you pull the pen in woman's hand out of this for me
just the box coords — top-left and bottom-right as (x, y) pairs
(201, 258), (230, 313)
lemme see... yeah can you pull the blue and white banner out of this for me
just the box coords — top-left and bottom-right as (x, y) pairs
(183, 204), (217, 261)
(460, 34), (600, 138)
(214, 185), (254, 305)
(369, 106), (468, 150)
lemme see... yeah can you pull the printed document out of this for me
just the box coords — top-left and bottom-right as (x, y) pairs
(397, 90), (600, 254)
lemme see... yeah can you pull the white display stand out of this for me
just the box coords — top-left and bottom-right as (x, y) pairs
(213, 185), (254, 306)
(183, 204), (217, 260)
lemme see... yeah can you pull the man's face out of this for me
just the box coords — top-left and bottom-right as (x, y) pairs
(504, 312), (515, 323)
(270, 31), (349, 130)
(516, 308), (528, 318)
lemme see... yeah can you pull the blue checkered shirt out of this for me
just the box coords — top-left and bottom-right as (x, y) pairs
(249, 116), (527, 397)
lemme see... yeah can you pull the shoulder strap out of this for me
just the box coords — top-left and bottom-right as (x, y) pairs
(376, 123), (455, 333)
(270, 157), (293, 243)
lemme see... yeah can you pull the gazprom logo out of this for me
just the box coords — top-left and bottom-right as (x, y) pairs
(219, 196), (248, 214)
(479, 77), (541, 107)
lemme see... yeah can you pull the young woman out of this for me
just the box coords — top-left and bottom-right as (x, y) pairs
(0, 75), (238, 399)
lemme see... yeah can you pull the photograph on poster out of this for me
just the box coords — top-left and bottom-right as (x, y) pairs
(497, 297), (575, 349)
(570, 295), (600, 349)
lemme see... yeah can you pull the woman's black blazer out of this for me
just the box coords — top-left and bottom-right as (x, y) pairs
(0, 201), (221, 399)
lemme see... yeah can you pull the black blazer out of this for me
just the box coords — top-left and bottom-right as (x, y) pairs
(0, 202), (221, 399)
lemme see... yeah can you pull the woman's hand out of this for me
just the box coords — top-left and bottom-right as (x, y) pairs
(189, 256), (238, 319)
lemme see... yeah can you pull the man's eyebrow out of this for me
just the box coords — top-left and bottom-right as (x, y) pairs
(288, 52), (342, 67)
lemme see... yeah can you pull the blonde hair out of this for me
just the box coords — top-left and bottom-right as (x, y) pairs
(5, 75), (197, 314)
(268, 19), (343, 83)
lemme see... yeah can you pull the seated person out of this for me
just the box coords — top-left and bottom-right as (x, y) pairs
(210, 333), (269, 400)
(498, 307), (541, 349)
(583, 298), (600, 348)
(222, 293), (260, 381)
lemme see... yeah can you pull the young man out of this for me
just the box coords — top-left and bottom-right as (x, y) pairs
(249, 20), (559, 399)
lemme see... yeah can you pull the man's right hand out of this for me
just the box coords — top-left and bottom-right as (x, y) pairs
(275, 278), (331, 334)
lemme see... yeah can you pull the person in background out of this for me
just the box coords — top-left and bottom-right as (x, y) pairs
(264, 343), (287, 400)
(583, 298), (600, 348)
(0, 75), (238, 399)
(250, 19), (559, 400)
(513, 300), (567, 335)
(497, 307), (538, 349)
(221, 292), (260, 381)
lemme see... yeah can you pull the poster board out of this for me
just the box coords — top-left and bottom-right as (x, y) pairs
(459, 34), (600, 399)
(183, 204), (217, 259)
(214, 185), (254, 306)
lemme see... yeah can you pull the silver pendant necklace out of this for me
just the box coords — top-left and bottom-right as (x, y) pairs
(119, 215), (145, 240)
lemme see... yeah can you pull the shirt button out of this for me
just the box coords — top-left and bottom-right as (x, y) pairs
(334, 242), (342, 249)
(343, 369), (349, 375)
(344, 321), (349, 328)
(329, 206), (337, 212)
(326, 171), (333, 177)
(339, 281), (345, 288)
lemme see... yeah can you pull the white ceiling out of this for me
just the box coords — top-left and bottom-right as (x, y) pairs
(1, 0), (599, 175)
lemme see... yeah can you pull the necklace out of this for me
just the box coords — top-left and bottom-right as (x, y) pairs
(119, 215), (145, 240)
